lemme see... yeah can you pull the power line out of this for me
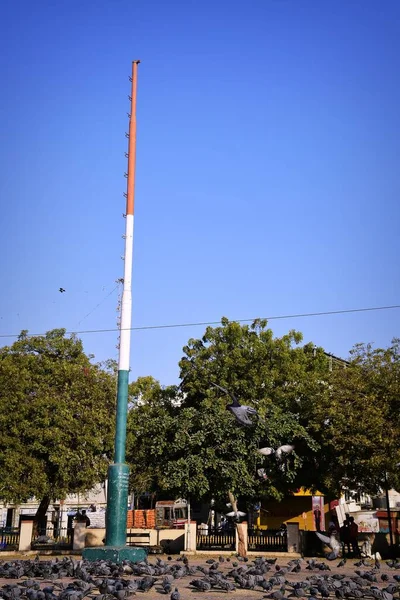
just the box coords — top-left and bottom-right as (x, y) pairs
(0, 303), (399, 340)
(77, 284), (120, 326)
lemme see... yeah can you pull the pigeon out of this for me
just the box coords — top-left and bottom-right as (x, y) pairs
(258, 445), (294, 459)
(170, 588), (180, 600)
(218, 579), (236, 592)
(316, 531), (341, 560)
(211, 382), (258, 426)
(139, 577), (155, 592)
(276, 445), (295, 459)
(258, 447), (275, 456)
(226, 510), (246, 520)
(386, 561), (400, 569)
(189, 579), (211, 592)
(161, 580), (172, 594)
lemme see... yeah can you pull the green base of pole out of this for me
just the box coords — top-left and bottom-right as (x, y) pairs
(82, 545), (148, 563)
(106, 463), (130, 546)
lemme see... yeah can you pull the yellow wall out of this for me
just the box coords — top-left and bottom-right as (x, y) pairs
(258, 491), (330, 531)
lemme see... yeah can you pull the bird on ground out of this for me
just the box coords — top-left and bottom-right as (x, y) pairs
(260, 580), (273, 592)
(355, 560), (367, 567)
(217, 579), (236, 592)
(386, 560), (400, 569)
(139, 577), (155, 592)
(316, 531), (341, 560)
(189, 579), (211, 592)
(170, 588), (180, 600)
(161, 580), (172, 595)
(337, 558), (346, 567)
(265, 589), (286, 600)
(211, 382), (258, 426)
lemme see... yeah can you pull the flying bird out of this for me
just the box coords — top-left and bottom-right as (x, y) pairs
(59, 288), (66, 293)
(258, 445), (295, 459)
(211, 382), (258, 426)
(226, 510), (246, 520)
(276, 445), (295, 459)
(316, 531), (341, 560)
(258, 447), (275, 456)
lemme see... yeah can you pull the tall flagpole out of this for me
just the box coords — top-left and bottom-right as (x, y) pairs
(82, 61), (145, 562)
(105, 59), (140, 548)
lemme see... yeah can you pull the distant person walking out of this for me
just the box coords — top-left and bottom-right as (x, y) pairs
(348, 516), (361, 557)
(340, 519), (350, 557)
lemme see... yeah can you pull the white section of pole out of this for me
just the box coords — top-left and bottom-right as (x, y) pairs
(118, 213), (134, 371)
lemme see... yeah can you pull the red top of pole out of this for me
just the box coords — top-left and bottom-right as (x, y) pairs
(126, 60), (140, 217)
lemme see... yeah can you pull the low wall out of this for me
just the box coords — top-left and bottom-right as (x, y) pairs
(84, 527), (186, 553)
(85, 528), (106, 548)
(156, 528), (185, 553)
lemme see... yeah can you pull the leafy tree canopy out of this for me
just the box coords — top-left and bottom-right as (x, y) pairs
(127, 319), (333, 506)
(313, 339), (400, 496)
(0, 329), (116, 521)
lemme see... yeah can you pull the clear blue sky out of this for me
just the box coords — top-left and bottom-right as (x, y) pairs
(0, 0), (399, 384)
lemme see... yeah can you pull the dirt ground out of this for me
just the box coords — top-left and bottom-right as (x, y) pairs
(0, 553), (398, 600)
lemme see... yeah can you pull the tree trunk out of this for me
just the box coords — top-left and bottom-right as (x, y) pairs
(34, 495), (51, 535)
(228, 491), (247, 558)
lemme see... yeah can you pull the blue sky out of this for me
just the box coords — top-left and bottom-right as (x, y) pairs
(0, 0), (399, 384)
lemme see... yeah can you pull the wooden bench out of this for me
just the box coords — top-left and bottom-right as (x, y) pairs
(126, 531), (151, 546)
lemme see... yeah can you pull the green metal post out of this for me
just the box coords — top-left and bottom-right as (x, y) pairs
(105, 370), (130, 546)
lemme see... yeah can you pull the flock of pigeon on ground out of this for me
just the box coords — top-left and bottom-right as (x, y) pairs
(0, 555), (400, 600)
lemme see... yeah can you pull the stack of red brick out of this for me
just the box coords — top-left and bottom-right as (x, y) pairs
(126, 509), (156, 529)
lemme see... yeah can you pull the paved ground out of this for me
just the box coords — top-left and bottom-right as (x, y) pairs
(0, 553), (399, 600)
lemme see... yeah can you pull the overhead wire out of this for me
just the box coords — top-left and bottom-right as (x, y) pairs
(77, 284), (120, 326)
(0, 303), (398, 339)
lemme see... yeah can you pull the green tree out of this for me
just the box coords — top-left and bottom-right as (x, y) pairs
(313, 339), (400, 496)
(0, 329), (116, 525)
(126, 319), (332, 507)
